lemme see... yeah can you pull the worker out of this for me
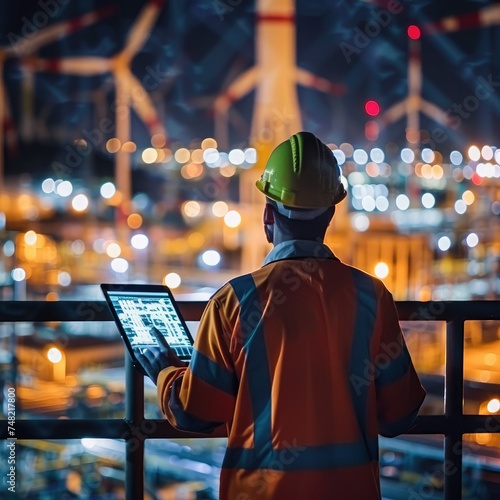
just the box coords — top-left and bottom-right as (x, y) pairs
(135, 131), (426, 499)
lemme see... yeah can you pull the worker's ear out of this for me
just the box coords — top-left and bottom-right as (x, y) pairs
(263, 203), (275, 244)
(263, 203), (275, 225)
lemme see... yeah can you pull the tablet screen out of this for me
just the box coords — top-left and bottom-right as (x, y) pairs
(104, 288), (193, 361)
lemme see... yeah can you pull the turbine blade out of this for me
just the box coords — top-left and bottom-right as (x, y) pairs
(125, 70), (168, 141)
(25, 57), (111, 75)
(7, 6), (117, 57)
(296, 68), (346, 96)
(122, 0), (164, 61)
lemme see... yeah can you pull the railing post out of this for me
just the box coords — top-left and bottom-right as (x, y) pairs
(125, 353), (144, 499)
(444, 319), (464, 500)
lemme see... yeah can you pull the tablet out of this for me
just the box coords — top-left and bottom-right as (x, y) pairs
(101, 284), (194, 374)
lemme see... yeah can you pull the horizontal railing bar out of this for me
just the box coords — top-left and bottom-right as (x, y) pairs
(0, 301), (499, 323)
(0, 301), (207, 323)
(0, 418), (226, 440)
(2, 415), (499, 440)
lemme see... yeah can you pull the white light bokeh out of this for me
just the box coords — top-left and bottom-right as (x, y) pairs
(131, 234), (149, 250)
(361, 196), (376, 212)
(375, 196), (389, 212)
(468, 145), (480, 162)
(47, 347), (63, 363)
(203, 148), (220, 164)
(374, 262), (389, 279)
(244, 148), (257, 164)
(370, 148), (385, 163)
(212, 201), (229, 217)
(466, 233), (479, 248)
(224, 210), (241, 228)
(183, 201), (201, 218)
(228, 149), (245, 165)
(400, 148), (415, 163)
(396, 194), (410, 210)
(449, 151), (463, 165)
(111, 258), (129, 273)
(353, 149), (368, 165)
(351, 213), (370, 232)
(421, 193), (436, 209)
(24, 230), (37, 245)
(56, 180), (73, 197)
(487, 399), (500, 413)
(438, 236), (451, 251)
(201, 250), (221, 267)
(72, 194), (89, 211)
(106, 242), (121, 258)
(481, 145), (493, 161)
(454, 200), (467, 214)
(421, 148), (435, 163)
(100, 182), (116, 199)
(332, 149), (346, 165)
(3, 241), (15, 257)
(142, 147), (158, 164)
(11, 268), (26, 282)
(164, 272), (182, 289)
(58, 271), (71, 287)
(71, 240), (85, 255)
(42, 178), (55, 193)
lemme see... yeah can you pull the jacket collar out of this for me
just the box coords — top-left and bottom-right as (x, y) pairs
(263, 239), (339, 266)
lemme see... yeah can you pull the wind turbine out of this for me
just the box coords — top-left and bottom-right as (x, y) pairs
(214, 0), (345, 160)
(0, 6), (116, 192)
(380, 27), (450, 146)
(26, 0), (168, 221)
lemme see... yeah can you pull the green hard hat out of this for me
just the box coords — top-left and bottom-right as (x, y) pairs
(255, 131), (347, 208)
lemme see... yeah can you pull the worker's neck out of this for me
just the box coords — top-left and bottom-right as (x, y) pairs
(272, 234), (324, 247)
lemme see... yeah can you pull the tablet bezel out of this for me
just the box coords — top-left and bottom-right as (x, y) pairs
(100, 283), (194, 375)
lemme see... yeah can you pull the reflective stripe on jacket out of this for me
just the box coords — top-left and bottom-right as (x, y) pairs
(158, 240), (426, 499)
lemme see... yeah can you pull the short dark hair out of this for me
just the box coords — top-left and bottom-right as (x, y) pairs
(270, 204), (335, 241)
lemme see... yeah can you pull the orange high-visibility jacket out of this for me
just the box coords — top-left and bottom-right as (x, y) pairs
(158, 240), (426, 499)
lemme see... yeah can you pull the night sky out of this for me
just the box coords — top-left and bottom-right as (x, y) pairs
(2, 0), (500, 179)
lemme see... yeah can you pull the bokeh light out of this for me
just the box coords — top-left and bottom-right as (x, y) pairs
(105, 242), (121, 258)
(407, 25), (421, 40)
(47, 347), (63, 364)
(212, 201), (229, 217)
(183, 201), (201, 218)
(72, 194), (89, 211)
(466, 233), (479, 248)
(224, 210), (241, 228)
(374, 262), (389, 279)
(100, 182), (116, 199)
(127, 213), (143, 229)
(438, 236), (451, 251)
(201, 250), (221, 267)
(164, 272), (181, 289)
(131, 234), (149, 250)
(111, 258), (129, 273)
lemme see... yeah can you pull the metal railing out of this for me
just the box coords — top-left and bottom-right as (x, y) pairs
(1, 300), (500, 499)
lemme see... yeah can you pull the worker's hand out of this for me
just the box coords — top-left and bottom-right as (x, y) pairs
(133, 327), (186, 384)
